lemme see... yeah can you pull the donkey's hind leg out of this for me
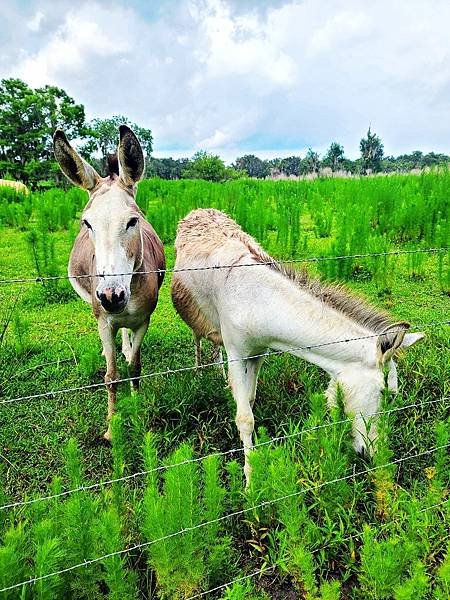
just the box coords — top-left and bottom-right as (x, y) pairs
(211, 345), (227, 381)
(121, 328), (132, 363)
(194, 332), (202, 369)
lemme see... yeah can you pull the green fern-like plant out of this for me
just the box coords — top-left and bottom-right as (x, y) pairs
(0, 522), (28, 599)
(32, 518), (65, 600)
(98, 507), (137, 600)
(63, 439), (100, 598)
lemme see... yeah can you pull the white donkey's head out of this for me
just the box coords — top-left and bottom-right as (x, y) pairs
(54, 126), (145, 314)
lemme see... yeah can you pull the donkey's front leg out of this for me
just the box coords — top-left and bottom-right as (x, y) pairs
(121, 328), (133, 363)
(98, 319), (118, 441)
(227, 355), (264, 487)
(128, 320), (149, 394)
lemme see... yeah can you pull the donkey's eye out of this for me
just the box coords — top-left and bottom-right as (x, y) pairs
(127, 217), (138, 230)
(83, 219), (92, 230)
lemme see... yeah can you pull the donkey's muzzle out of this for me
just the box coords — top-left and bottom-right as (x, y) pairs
(96, 286), (128, 314)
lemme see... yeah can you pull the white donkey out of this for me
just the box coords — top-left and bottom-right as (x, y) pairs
(172, 209), (424, 483)
(54, 126), (165, 440)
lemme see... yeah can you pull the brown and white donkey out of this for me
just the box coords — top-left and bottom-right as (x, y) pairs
(53, 125), (165, 440)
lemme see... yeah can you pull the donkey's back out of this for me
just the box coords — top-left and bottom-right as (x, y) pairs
(172, 208), (273, 345)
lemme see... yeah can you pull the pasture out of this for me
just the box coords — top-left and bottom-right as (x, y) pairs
(0, 173), (449, 598)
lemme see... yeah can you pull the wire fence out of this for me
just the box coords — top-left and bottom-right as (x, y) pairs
(0, 442), (448, 594)
(186, 496), (450, 600)
(0, 244), (448, 594)
(0, 246), (448, 285)
(1, 395), (447, 512)
(1, 320), (448, 407)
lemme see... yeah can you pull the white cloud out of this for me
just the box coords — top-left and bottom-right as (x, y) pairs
(27, 10), (45, 32)
(15, 6), (132, 88)
(2, 0), (450, 159)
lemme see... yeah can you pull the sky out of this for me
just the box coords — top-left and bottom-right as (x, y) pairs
(1, 0), (450, 163)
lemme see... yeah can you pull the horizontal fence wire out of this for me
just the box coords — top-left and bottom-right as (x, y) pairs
(186, 565), (277, 599)
(0, 246), (448, 285)
(1, 396), (447, 512)
(1, 320), (449, 407)
(0, 443), (448, 594)
(185, 497), (450, 600)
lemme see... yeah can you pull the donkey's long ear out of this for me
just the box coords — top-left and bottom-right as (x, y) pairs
(376, 321), (410, 364)
(53, 130), (100, 190)
(117, 125), (145, 186)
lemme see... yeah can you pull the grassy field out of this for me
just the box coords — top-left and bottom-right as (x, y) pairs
(0, 174), (449, 598)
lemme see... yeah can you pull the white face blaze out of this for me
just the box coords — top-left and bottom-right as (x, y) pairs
(82, 183), (142, 313)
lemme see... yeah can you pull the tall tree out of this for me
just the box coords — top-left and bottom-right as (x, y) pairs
(233, 154), (269, 178)
(360, 127), (384, 174)
(146, 157), (190, 179)
(0, 78), (86, 186)
(304, 148), (320, 174)
(279, 156), (302, 177)
(323, 142), (345, 172)
(82, 115), (153, 174)
(182, 150), (238, 182)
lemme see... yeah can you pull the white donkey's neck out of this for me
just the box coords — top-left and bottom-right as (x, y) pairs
(219, 264), (381, 377)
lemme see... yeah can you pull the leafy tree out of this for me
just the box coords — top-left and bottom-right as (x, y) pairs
(421, 151), (450, 168)
(279, 156), (302, 177)
(0, 78), (86, 187)
(267, 157), (282, 171)
(360, 127), (384, 174)
(233, 154), (269, 178)
(146, 157), (190, 179)
(81, 115), (153, 175)
(304, 148), (320, 174)
(323, 142), (345, 172)
(182, 151), (238, 182)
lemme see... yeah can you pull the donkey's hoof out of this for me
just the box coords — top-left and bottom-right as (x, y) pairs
(103, 429), (112, 442)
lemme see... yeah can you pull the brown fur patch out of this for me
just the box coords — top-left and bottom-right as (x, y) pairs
(175, 208), (394, 334)
(171, 277), (222, 345)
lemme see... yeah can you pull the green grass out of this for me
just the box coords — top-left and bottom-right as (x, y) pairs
(0, 175), (449, 598)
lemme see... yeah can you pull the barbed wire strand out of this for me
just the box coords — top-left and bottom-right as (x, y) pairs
(186, 566), (277, 599)
(0, 246), (448, 286)
(185, 499), (450, 600)
(1, 396), (447, 512)
(0, 443), (448, 594)
(1, 320), (448, 407)
(185, 532), (363, 600)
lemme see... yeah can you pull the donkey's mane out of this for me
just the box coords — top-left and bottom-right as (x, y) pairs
(186, 209), (393, 334)
(107, 154), (119, 177)
(246, 244), (393, 334)
(268, 259), (392, 334)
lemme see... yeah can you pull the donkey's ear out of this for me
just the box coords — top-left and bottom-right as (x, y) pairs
(117, 125), (145, 186)
(53, 130), (100, 190)
(376, 321), (410, 364)
(401, 332), (425, 347)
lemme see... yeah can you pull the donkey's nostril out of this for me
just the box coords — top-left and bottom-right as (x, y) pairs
(97, 287), (127, 313)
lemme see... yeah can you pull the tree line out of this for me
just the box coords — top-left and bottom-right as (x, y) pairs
(1, 77), (449, 187)
(154, 134), (450, 181)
